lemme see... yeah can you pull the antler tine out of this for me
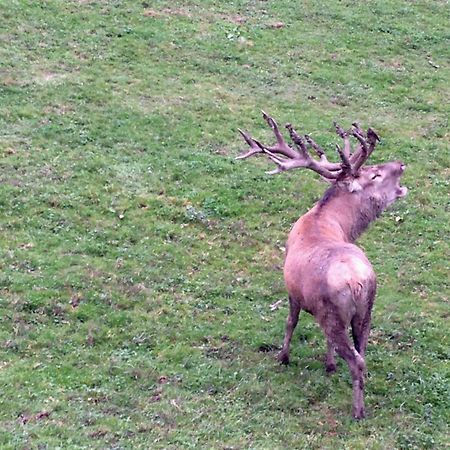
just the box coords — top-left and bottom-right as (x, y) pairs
(261, 110), (301, 159)
(304, 134), (325, 158)
(305, 135), (342, 172)
(264, 148), (293, 175)
(236, 128), (265, 160)
(236, 110), (301, 161)
(367, 128), (380, 148)
(350, 125), (380, 172)
(352, 122), (366, 138)
(335, 144), (353, 175)
(364, 127), (381, 160)
(286, 123), (309, 157)
(334, 122), (351, 158)
(280, 122), (341, 179)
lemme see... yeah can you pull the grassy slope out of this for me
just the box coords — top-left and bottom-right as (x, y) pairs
(0, 0), (449, 448)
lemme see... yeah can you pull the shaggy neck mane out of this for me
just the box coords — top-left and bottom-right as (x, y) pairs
(349, 195), (387, 241)
(318, 185), (387, 242)
(318, 184), (340, 208)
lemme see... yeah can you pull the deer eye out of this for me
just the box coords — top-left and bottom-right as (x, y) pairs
(371, 173), (381, 180)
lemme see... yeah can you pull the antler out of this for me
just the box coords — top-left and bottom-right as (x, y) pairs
(237, 112), (342, 179)
(237, 112), (380, 180)
(349, 125), (380, 173)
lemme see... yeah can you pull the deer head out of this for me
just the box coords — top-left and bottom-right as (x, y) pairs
(237, 111), (407, 213)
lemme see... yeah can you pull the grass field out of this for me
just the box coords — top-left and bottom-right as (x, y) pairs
(0, 1), (449, 448)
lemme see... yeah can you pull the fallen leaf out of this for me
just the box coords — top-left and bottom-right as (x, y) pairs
(143, 9), (159, 17)
(18, 414), (31, 424)
(35, 411), (50, 420)
(230, 15), (246, 25)
(258, 343), (279, 352)
(69, 293), (82, 308)
(427, 60), (439, 69)
(158, 375), (168, 384)
(270, 21), (285, 29)
(19, 243), (34, 249)
(87, 333), (94, 347)
(269, 299), (284, 311)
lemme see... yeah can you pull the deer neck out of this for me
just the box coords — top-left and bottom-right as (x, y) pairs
(314, 190), (387, 243)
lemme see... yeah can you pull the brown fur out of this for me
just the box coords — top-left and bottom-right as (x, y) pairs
(236, 113), (407, 419)
(278, 162), (407, 419)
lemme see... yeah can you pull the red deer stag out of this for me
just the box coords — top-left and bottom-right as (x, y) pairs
(237, 112), (407, 419)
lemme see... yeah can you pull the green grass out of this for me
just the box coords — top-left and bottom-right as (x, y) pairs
(0, 0), (449, 448)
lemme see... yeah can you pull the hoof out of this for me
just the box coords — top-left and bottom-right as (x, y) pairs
(277, 352), (290, 365)
(325, 363), (337, 374)
(352, 408), (366, 420)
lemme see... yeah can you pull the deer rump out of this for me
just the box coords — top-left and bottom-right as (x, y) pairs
(237, 111), (407, 419)
(285, 242), (376, 323)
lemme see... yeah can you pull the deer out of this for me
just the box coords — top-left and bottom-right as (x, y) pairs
(236, 111), (408, 419)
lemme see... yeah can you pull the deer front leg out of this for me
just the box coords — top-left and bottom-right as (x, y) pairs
(278, 297), (301, 365)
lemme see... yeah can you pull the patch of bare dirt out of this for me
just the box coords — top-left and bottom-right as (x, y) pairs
(143, 7), (192, 18)
(143, 7), (250, 26)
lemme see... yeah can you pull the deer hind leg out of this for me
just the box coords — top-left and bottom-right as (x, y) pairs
(351, 283), (375, 359)
(351, 309), (372, 359)
(324, 324), (366, 419)
(277, 297), (301, 365)
(325, 338), (337, 373)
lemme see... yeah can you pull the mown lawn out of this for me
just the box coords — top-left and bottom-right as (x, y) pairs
(0, 1), (449, 448)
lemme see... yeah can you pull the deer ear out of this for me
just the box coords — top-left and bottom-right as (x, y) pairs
(349, 179), (363, 192)
(340, 179), (362, 192)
